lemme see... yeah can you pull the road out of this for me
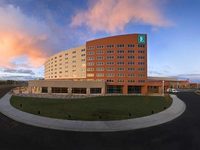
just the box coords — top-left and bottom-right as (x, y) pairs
(0, 89), (199, 150)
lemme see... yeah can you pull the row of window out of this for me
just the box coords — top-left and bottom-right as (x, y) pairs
(87, 44), (145, 50)
(106, 79), (145, 83)
(87, 73), (145, 77)
(50, 50), (86, 60)
(87, 62), (145, 66)
(87, 50), (145, 55)
(87, 55), (144, 60)
(87, 67), (145, 71)
(47, 74), (85, 78)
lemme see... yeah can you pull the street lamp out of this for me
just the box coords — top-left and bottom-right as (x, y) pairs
(162, 80), (165, 96)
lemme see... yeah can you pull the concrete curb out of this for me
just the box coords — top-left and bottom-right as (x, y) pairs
(0, 93), (186, 132)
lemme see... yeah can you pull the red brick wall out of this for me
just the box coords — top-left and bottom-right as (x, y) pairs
(86, 34), (147, 94)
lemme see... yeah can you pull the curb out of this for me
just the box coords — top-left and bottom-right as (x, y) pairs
(0, 93), (186, 132)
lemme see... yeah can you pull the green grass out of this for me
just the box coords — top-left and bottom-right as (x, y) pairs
(10, 95), (172, 121)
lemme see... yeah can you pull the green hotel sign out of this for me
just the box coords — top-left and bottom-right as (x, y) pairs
(138, 34), (146, 44)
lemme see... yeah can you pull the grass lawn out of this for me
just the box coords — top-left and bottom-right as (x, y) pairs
(10, 95), (172, 121)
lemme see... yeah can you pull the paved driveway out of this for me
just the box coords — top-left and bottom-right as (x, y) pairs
(0, 90), (199, 150)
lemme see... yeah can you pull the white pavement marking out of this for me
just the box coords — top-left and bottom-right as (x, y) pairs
(0, 93), (186, 132)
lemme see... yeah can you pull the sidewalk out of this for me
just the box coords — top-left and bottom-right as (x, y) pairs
(0, 93), (186, 132)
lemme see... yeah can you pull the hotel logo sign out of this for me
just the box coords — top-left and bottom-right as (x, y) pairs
(138, 34), (146, 44)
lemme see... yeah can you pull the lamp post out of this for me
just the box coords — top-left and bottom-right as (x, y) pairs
(162, 80), (165, 96)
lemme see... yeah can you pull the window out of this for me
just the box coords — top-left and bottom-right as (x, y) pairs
(87, 68), (94, 71)
(81, 49), (85, 52)
(128, 62), (134, 65)
(106, 85), (123, 94)
(106, 62), (115, 65)
(138, 74), (145, 77)
(96, 67), (104, 71)
(118, 73), (124, 77)
(106, 73), (115, 77)
(128, 68), (135, 71)
(128, 50), (134, 53)
(107, 50), (114, 54)
(87, 46), (94, 50)
(138, 44), (145, 48)
(117, 62), (124, 65)
(118, 79), (124, 83)
(107, 79), (114, 83)
(81, 54), (86, 56)
(128, 74), (135, 77)
(97, 56), (104, 60)
(106, 68), (115, 71)
(128, 44), (134, 47)
(106, 56), (114, 60)
(72, 56), (76, 58)
(138, 68), (145, 71)
(87, 62), (94, 66)
(81, 59), (85, 61)
(96, 45), (104, 49)
(97, 50), (104, 54)
(116, 44), (124, 48)
(90, 88), (102, 94)
(88, 57), (94, 60)
(138, 56), (145, 59)
(138, 80), (145, 83)
(72, 88), (86, 94)
(72, 60), (76, 63)
(138, 62), (145, 65)
(52, 87), (68, 93)
(42, 87), (48, 93)
(72, 51), (76, 54)
(87, 73), (94, 77)
(128, 56), (135, 59)
(128, 80), (135, 83)
(96, 62), (104, 66)
(117, 56), (124, 59)
(118, 68), (125, 71)
(128, 86), (141, 94)
(96, 73), (104, 77)
(107, 44), (114, 48)
(87, 52), (94, 55)
(117, 50), (124, 53)
(138, 50), (145, 53)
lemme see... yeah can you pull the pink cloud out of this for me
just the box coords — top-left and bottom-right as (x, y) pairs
(71, 0), (172, 33)
(0, 5), (50, 68)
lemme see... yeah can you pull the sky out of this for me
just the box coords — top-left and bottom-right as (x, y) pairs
(0, 0), (200, 82)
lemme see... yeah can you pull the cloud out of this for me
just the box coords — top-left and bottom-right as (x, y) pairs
(175, 74), (200, 82)
(0, 4), (53, 68)
(0, 75), (42, 81)
(71, 0), (172, 33)
(3, 68), (35, 75)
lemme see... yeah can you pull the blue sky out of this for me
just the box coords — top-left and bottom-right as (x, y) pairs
(0, 0), (200, 82)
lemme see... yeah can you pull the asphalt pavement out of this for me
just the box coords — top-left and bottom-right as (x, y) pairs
(0, 89), (199, 150)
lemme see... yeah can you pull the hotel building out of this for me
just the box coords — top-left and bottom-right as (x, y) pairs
(28, 34), (190, 95)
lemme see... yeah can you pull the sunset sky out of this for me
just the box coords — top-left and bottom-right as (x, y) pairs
(0, 0), (200, 82)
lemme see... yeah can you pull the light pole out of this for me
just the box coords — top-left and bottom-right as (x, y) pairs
(162, 80), (165, 96)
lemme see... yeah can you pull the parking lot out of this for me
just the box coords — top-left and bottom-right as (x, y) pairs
(0, 88), (200, 150)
